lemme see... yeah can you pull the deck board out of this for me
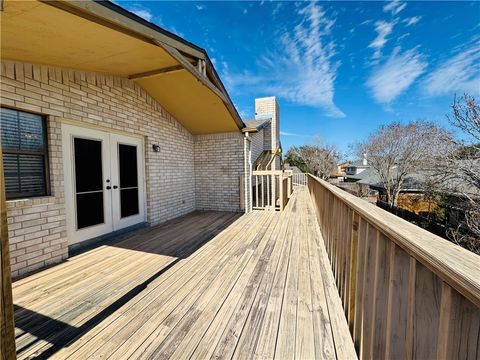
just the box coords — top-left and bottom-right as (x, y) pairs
(13, 188), (356, 359)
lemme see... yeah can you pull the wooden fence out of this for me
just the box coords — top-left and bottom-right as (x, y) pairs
(252, 171), (292, 211)
(307, 174), (480, 360)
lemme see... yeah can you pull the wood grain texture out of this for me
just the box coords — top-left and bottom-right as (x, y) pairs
(0, 140), (16, 360)
(385, 244), (411, 360)
(307, 174), (480, 360)
(307, 175), (480, 308)
(12, 188), (355, 359)
(413, 263), (442, 358)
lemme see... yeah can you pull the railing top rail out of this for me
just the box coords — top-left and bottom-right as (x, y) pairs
(307, 174), (480, 307)
(252, 170), (286, 176)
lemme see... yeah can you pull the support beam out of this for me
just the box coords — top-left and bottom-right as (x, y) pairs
(128, 65), (184, 80)
(153, 41), (245, 131)
(0, 140), (16, 360)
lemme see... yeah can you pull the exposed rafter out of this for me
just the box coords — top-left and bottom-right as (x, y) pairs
(128, 65), (184, 80)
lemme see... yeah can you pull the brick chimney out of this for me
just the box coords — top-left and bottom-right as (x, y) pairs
(255, 96), (280, 169)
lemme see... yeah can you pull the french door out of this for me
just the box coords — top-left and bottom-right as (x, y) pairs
(62, 124), (145, 244)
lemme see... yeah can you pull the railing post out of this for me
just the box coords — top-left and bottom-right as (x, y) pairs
(305, 175), (480, 360)
(348, 211), (359, 331)
(0, 139), (16, 359)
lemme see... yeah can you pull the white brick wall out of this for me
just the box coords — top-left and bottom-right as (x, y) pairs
(2, 60), (246, 278)
(255, 97), (281, 170)
(194, 132), (244, 212)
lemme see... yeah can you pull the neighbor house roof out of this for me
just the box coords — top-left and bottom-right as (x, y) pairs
(354, 165), (480, 196)
(348, 159), (369, 167)
(1, 0), (245, 134)
(284, 164), (302, 173)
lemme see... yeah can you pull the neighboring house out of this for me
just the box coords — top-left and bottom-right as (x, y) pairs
(0, 0), (270, 278)
(345, 155), (369, 178)
(351, 166), (479, 215)
(333, 161), (350, 178)
(243, 97), (282, 171)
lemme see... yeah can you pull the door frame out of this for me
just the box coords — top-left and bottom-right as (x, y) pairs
(110, 133), (146, 230)
(62, 124), (147, 245)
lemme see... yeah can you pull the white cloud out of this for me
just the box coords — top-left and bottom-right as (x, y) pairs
(403, 16), (422, 27)
(243, 8), (248, 15)
(423, 43), (480, 96)
(268, 2), (344, 117)
(280, 131), (305, 137)
(195, 4), (205, 11)
(369, 20), (395, 59)
(222, 2), (344, 117)
(367, 47), (427, 104)
(383, 1), (407, 15)
(131, 9), (153, 22)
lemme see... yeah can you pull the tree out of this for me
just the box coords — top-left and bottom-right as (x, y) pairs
(284, 148), (312, 174)
(356, 120), (454, 207)
(285, 139), (339, 180)
(436, 94), (480, 253)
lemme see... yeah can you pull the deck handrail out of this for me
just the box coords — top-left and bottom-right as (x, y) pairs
(307, 174), (480, 359)
(291, 172), (307, 186)
(252, 171), (292, 211)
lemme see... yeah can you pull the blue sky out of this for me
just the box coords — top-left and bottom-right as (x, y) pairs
(115, 0), (479, 158)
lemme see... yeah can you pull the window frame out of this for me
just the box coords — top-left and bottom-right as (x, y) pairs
(1, 107), (51, 200)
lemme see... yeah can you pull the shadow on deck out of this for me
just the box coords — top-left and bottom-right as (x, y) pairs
(13, 188), (355, 360)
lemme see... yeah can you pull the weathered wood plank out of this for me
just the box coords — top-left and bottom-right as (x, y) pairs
(385, 244), (411, 360)
(1, 137), (16, 360)
(413, 263), (442, 359)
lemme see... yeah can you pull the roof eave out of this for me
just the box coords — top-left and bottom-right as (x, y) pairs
(41, 0), (245, 131)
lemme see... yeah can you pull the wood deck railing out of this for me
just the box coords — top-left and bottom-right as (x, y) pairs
(292, 172), (307, 186)
(252, 171), (292, 211)
(307, 174), (480, 360)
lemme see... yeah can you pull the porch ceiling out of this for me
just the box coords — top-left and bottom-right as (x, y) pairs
(0, 0), (243, 134)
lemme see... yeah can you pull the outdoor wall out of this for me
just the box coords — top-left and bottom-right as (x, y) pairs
(194, 132), (244, 212)
(1, 60), (196, 278)
(263, 125), (272, 152)
(250, 128), (264, 165)
(255, 97), (281, 170)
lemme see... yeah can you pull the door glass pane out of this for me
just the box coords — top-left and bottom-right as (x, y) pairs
(73, 137), (104, 229)
(120, 188), (139, 218)
(74, 138), (103, 193)
(76, 193), (105, 229)
(119, 144), (138, 188)
(118, 144), (139, 218)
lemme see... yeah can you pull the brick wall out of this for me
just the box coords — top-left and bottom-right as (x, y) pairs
(255, 97), (281, 170)
(1, 60), (203, 278)
(194, 132), (244, 212)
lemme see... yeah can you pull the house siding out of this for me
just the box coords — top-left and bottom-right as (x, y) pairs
(1, 60), (201, 278)
(194, 132), (244, 212)
(250, 128), (264, 165)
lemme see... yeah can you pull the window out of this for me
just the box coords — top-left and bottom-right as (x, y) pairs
(1, 108), (49, 199)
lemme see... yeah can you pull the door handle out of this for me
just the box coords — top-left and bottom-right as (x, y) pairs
(106, 186), (111, 190)
(113, 185), (118, 189)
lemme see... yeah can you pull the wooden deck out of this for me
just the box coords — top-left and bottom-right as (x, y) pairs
(13, 188), (355, 360)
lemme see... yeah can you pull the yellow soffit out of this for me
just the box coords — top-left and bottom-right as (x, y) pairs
(0, 0), (243, 134)
(136, 70), (239, 134)
(0, 1), (178, 75)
